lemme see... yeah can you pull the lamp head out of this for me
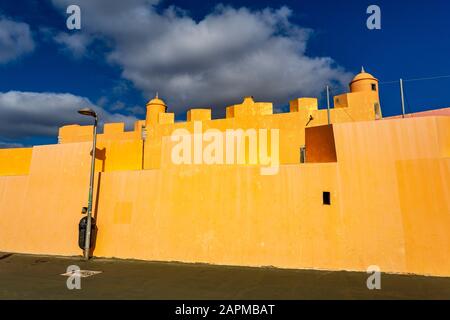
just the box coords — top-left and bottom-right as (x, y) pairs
(77, 108), (97, 118)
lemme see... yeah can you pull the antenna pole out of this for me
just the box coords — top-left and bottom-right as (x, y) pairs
(326, 85), (331, 124)
(400, 78), (406, 118)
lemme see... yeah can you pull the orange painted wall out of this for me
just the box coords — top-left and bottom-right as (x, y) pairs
(0, 143), (91, 256)
(0, 116), (448, 276)
(387, 106), (450, 119)
(332, 116), (450, 276)
(96, 139), (143, 172)
(0, 148), (33, 176)
(92, 164), (342, 269)
(305, 125), (337, 163)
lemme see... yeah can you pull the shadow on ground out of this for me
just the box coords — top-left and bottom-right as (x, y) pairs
(0, 252), (449, 300)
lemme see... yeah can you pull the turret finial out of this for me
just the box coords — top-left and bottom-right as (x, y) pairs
(361, 66), (365, 73)
(156, 92), (159, 99)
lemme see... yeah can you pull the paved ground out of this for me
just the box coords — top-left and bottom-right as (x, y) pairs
(0, 252), (449, 299)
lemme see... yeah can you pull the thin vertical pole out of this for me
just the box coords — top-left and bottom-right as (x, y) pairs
(84, 117), (97, 260)
(400, 78), (406, 118)
(326, 85), (331, 124)
(141, 125), (146, 170)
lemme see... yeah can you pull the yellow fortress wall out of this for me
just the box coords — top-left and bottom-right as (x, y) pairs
(0, 70), (449, 276)
(0, 148), (33, 175)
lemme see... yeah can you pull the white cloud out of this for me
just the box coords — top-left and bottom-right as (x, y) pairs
(0, 91), (137, 139)
(0, 17), (35, 63)
(53, 32), (92, 58)
(51, 1), (352, 112)
(0, 142), (24, 149)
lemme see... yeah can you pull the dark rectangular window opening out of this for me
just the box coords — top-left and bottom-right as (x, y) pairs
(371, 83), (377, 91)
(323, 192), (331, 205)
(300, 146), (306, 163)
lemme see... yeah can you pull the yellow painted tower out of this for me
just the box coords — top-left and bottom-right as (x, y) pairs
(350, 67), (379, 93)
(145, 93), (167, 126)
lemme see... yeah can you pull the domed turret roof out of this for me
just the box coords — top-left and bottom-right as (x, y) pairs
(146, 93), (167, 107)
(351, 67), (378, 83)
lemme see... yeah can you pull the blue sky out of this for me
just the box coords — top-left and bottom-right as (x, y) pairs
(1, 0), (449, 147)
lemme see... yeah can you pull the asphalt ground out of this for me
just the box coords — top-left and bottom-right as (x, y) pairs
(0, 252), (449, 300)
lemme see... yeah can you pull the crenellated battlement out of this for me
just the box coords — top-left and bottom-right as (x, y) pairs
(56, 69), (382, 169)
(59, 72), (380, 142)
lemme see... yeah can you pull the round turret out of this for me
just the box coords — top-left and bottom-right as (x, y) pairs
(350, 67), (379, 93)
(145, 93), (167, 126)
(146, 93), (167, 110)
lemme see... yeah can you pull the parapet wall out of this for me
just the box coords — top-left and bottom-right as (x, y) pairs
(0, 148), (33, 176)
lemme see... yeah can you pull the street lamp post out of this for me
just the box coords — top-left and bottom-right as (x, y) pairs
(326, 85), (331, 125)
(78, 108), (98, 260)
